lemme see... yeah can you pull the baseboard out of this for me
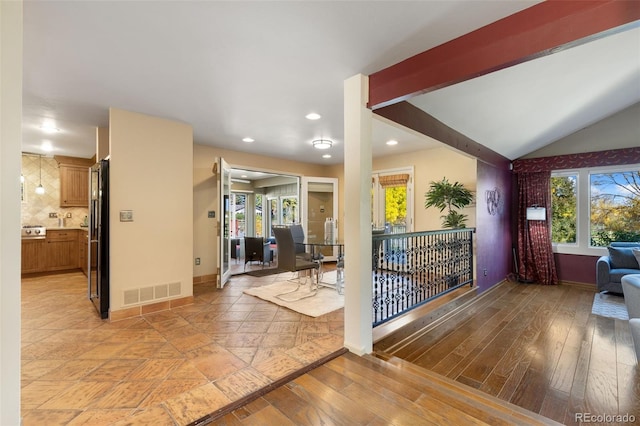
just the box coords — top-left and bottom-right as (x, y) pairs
(193, 273), (217, 284)
(559, 280), (597, 292)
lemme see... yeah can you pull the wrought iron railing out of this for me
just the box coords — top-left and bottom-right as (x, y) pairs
(372, 228), (475, 327)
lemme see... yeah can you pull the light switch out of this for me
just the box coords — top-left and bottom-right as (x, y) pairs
(120, 210), (133, 222)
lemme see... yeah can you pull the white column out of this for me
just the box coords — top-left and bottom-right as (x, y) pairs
(0, 0), (23, 424)
(343, 74), (373, 355)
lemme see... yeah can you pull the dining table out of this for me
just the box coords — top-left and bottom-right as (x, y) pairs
(303, 238), (345, 293)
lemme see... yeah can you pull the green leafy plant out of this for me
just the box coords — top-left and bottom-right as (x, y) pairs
(424, 178), (473, 228)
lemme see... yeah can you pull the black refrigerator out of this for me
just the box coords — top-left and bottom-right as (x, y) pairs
(88, 159), (109, 319)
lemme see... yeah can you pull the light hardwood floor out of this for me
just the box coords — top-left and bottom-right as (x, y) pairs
(375, 281), (640, 426)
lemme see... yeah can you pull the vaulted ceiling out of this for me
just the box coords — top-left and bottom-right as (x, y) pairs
(22, 1), (640, 165)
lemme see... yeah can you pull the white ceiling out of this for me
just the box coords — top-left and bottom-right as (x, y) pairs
(21, 1), (639, 165)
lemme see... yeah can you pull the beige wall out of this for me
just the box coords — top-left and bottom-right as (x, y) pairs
(373, 146), (477, 231)
(193, 144), (332, 277)
(329, 146), (478, 233)
(192, 143), (477, 277)
(109, 108), (193, 312)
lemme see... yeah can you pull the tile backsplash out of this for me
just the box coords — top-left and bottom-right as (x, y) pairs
(21, 154), (88, 227)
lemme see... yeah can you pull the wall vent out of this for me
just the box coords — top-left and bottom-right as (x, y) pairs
(122, 281), (182, 306)
(155, 283), (168, 299)
(140, 286), (154, 302)
(168, 282), (181, 296)
(123, 289), (139, 305)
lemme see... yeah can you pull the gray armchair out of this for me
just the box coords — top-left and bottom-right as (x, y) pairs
(622, 274), (640, 362)
(596, 242), (640, 293)
(244, 237), (271, 270)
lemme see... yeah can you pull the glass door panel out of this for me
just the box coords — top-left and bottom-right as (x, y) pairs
(217, 158), (231, 288)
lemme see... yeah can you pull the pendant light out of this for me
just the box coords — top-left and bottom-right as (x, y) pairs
(35, 154), (45, 194)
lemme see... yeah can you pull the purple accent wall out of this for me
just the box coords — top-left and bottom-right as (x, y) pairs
(475, 161), (514, 292)
(555, 253), (599, 285)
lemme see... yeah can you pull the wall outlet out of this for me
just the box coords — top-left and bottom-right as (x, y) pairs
(195, 258), (201, 265)
(483, 268), (488, 276)
(66, 213), (72, 218)
(119, 210), (133, 222)
(208, 211), (215, 218)
(49, 212), (58, 218)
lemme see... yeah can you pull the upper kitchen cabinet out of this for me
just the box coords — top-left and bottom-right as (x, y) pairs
(55, 155), (94, 207)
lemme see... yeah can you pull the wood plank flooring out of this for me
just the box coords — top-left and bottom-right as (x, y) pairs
(375, 281), (640, 425)
(216, 351), (560, 425)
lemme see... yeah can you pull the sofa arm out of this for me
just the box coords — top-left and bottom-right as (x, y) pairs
(596, 256), (612, 285)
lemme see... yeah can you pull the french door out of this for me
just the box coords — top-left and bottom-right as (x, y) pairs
(216, 158), (231, 288)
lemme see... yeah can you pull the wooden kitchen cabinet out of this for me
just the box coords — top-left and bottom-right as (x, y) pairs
(59, 164), (89, 207)
(55, 155), (93, 208)
(21, 239), (45, 273)
(44, 230), (79, 272)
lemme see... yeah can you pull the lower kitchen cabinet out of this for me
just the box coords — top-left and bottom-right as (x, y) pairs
(22, 229), (83, 274)
(21, 239), (45, 273)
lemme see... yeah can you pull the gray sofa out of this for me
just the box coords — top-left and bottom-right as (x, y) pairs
(622, 274), (640, 362)
(597, 242), (640, 293)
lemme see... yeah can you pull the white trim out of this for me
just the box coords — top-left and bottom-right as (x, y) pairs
(371, 166), (414, 232)
(552, 163), (640, 256)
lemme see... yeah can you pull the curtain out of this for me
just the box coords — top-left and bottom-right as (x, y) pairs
(516, 171), (558, 285)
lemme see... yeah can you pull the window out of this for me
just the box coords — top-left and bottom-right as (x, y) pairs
(372, 168), (413, 233)
(230, 193), (246, 237)
(589, 169), (640, 246)
(551, 165), (640, 254)
(255, 194), (263, 237)
(281, 196), (298, 225)
(551, 174), (577, 244)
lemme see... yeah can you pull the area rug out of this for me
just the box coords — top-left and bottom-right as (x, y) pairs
(244, 268), (286, 277)
(592, 292), (629, 320)
(243, 273), (343, 317)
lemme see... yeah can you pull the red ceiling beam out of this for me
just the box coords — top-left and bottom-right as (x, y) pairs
(369, 0), (640, 109)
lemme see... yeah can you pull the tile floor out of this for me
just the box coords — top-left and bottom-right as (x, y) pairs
(21, 266), (344, 425)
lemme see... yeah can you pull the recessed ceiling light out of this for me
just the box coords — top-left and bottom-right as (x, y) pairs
(241, 175), (248, 178)
(41, 140), (53, 151)
(312, 139), (332, 149)
(386, 139), (398, 146)
(305, 113), (321, 120)
(322, 154), (331, 159)
(242, 137), (255, 143)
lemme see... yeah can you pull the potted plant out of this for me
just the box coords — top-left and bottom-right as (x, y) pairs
(424, 178), (473, 228)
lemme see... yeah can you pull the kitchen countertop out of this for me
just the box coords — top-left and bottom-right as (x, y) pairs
(47, 226), (89, 231)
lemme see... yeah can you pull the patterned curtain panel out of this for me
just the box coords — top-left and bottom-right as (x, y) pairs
(516, 171), (558, 285)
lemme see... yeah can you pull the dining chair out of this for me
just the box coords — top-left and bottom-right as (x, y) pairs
(290, 223), (324, 271)
(244, 237), (270, 271)
(272, 225), (319, 301)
